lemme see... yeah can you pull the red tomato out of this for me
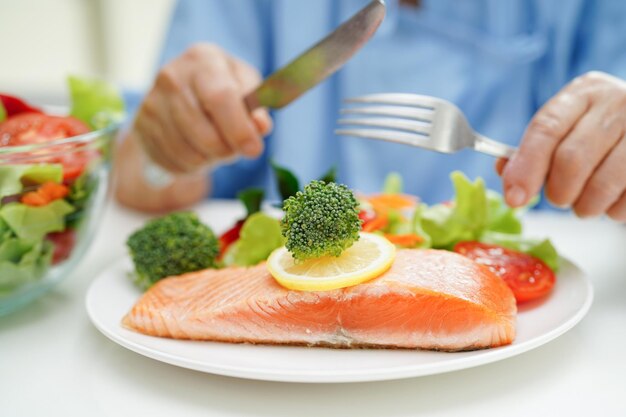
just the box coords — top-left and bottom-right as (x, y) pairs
(47, 229), (76, 265)
(0, 113), (92, 180)
(218, 219), (245, 258)
(0, 93), (42, 116)
(453, 241), (556, 303)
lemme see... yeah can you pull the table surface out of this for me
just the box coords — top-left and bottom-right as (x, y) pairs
(2, 200), (625, 417)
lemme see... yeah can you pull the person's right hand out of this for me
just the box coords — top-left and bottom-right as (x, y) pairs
(132, 43), (273, 174)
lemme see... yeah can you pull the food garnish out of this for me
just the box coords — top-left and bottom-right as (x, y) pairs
(281, 180), (362, 261)
(267, 232), (395, 291)
(221, 212), (284, 267)
(126, 212), (219, 290)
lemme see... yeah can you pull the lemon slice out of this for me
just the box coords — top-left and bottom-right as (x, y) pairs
(267, 232), (396, 291)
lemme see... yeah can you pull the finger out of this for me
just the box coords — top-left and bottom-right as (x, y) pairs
(545, 104), (624, 206)
(150, 90), (206, 173)
(168, 85), (235, 163)
(229, 58), (274, 136)
(607, 191), (626, 222)
(251, 108), (273, 136)
(134, 98), (182, 173)
(146, 68), (211, 173)
(229, 56), (263, 91)
(502, 85), (590, 207)
(572, 136), (626, 217)
(229, 57), (274, 136)
(495, 158), (507, 176)
(192, 59), (263, 158)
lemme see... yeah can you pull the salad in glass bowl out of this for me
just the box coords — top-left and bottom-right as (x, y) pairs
(0, 76), (124, 315)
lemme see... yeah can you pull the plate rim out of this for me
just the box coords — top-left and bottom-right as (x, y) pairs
(86, 257), (593, 383)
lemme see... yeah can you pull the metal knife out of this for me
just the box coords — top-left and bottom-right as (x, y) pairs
(144, 0), (386, 187)
(244, 0), (386, 111)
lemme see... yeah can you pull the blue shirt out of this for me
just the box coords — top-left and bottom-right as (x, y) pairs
(157, 0), (626, 204)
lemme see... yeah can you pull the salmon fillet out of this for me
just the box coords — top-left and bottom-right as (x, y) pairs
(123, 249), (516, 351)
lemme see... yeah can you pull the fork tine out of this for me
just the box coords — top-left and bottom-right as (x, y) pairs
(345, 93), (440, 109)
(339, 106), (433, 122)
(337, 118), (431, 136)
(335, 128), (435, 149)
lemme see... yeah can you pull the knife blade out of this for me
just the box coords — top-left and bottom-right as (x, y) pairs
(244, 0), (386, 111)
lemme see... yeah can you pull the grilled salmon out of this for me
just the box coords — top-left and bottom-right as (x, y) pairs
(123, 249), (516, 351)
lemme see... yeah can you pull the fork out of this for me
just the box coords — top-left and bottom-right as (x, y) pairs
(335, 93), (516, 158)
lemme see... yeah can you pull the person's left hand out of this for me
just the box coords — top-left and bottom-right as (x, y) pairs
(498, 71), (626, 221)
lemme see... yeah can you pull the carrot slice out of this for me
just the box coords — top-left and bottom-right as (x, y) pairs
(384, 233), (424, 247)
(368, 193), (417, 214)
(362, 214), (389, 232)
(20, 182), (69, 206)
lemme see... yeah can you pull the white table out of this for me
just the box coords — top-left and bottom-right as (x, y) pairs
(2, 200), (625, 417)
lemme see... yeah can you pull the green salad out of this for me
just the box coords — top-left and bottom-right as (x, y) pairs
(0, 76), (124, 295)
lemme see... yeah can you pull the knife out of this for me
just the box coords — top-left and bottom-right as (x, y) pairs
(244, 0), (386, 111)
(144, 0), (386, 187)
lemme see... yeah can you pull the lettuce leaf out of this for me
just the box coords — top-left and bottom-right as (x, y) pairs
(223, 213), (285, 267)
(0, 239), (53, 293)
(68, 75), (125, 129)
(383, 172), (403, 194)
(0, 164), (63, 199)
(0, 200), (74, 241)
(420, 172), (487, 248)
(411, 205), (432, 249)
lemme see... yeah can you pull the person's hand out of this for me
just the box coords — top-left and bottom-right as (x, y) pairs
(498, 71), (626, 221)
(132, 43), (273, 174)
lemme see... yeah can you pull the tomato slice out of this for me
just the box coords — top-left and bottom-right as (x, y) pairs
(0, 113), (92, 180)
(0, 94), (42, 117)
(453, 241), (556, 303)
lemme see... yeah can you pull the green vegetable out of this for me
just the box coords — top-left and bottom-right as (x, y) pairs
(383, 172), (403, 194)
(0, 200), (74, 241)
(223, 213), (284, 267)
(126, 212), (220, 290)
(318, 166), (337, 184)
(64, 172), (99, 229)
(0, 164), (63, 199)
(0, 239), (53, 294)
(0, 101), (6, 123)
(237, 188), (264, 217)
(271, 161), (300, 202)
(281, 180), (361, 261)
(410, 205), (432, 248)
(421, 171), (519, 248)
(68, 75), (125, 129)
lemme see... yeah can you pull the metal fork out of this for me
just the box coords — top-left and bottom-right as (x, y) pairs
(335, 93), (516, 158)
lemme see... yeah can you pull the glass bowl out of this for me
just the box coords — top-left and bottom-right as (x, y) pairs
(0, 122), (119, 315)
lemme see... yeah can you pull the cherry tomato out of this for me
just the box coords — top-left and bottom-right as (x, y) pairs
(0, 113), (92, 180)
(47, 229), (76, 265)
(453, 241), (556, 303)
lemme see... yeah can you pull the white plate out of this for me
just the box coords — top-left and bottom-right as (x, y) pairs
(86, 255), (593, 383)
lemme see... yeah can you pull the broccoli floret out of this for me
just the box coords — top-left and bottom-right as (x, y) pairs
(281, 180), (361, 261)
(126, 212), (219, 289)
